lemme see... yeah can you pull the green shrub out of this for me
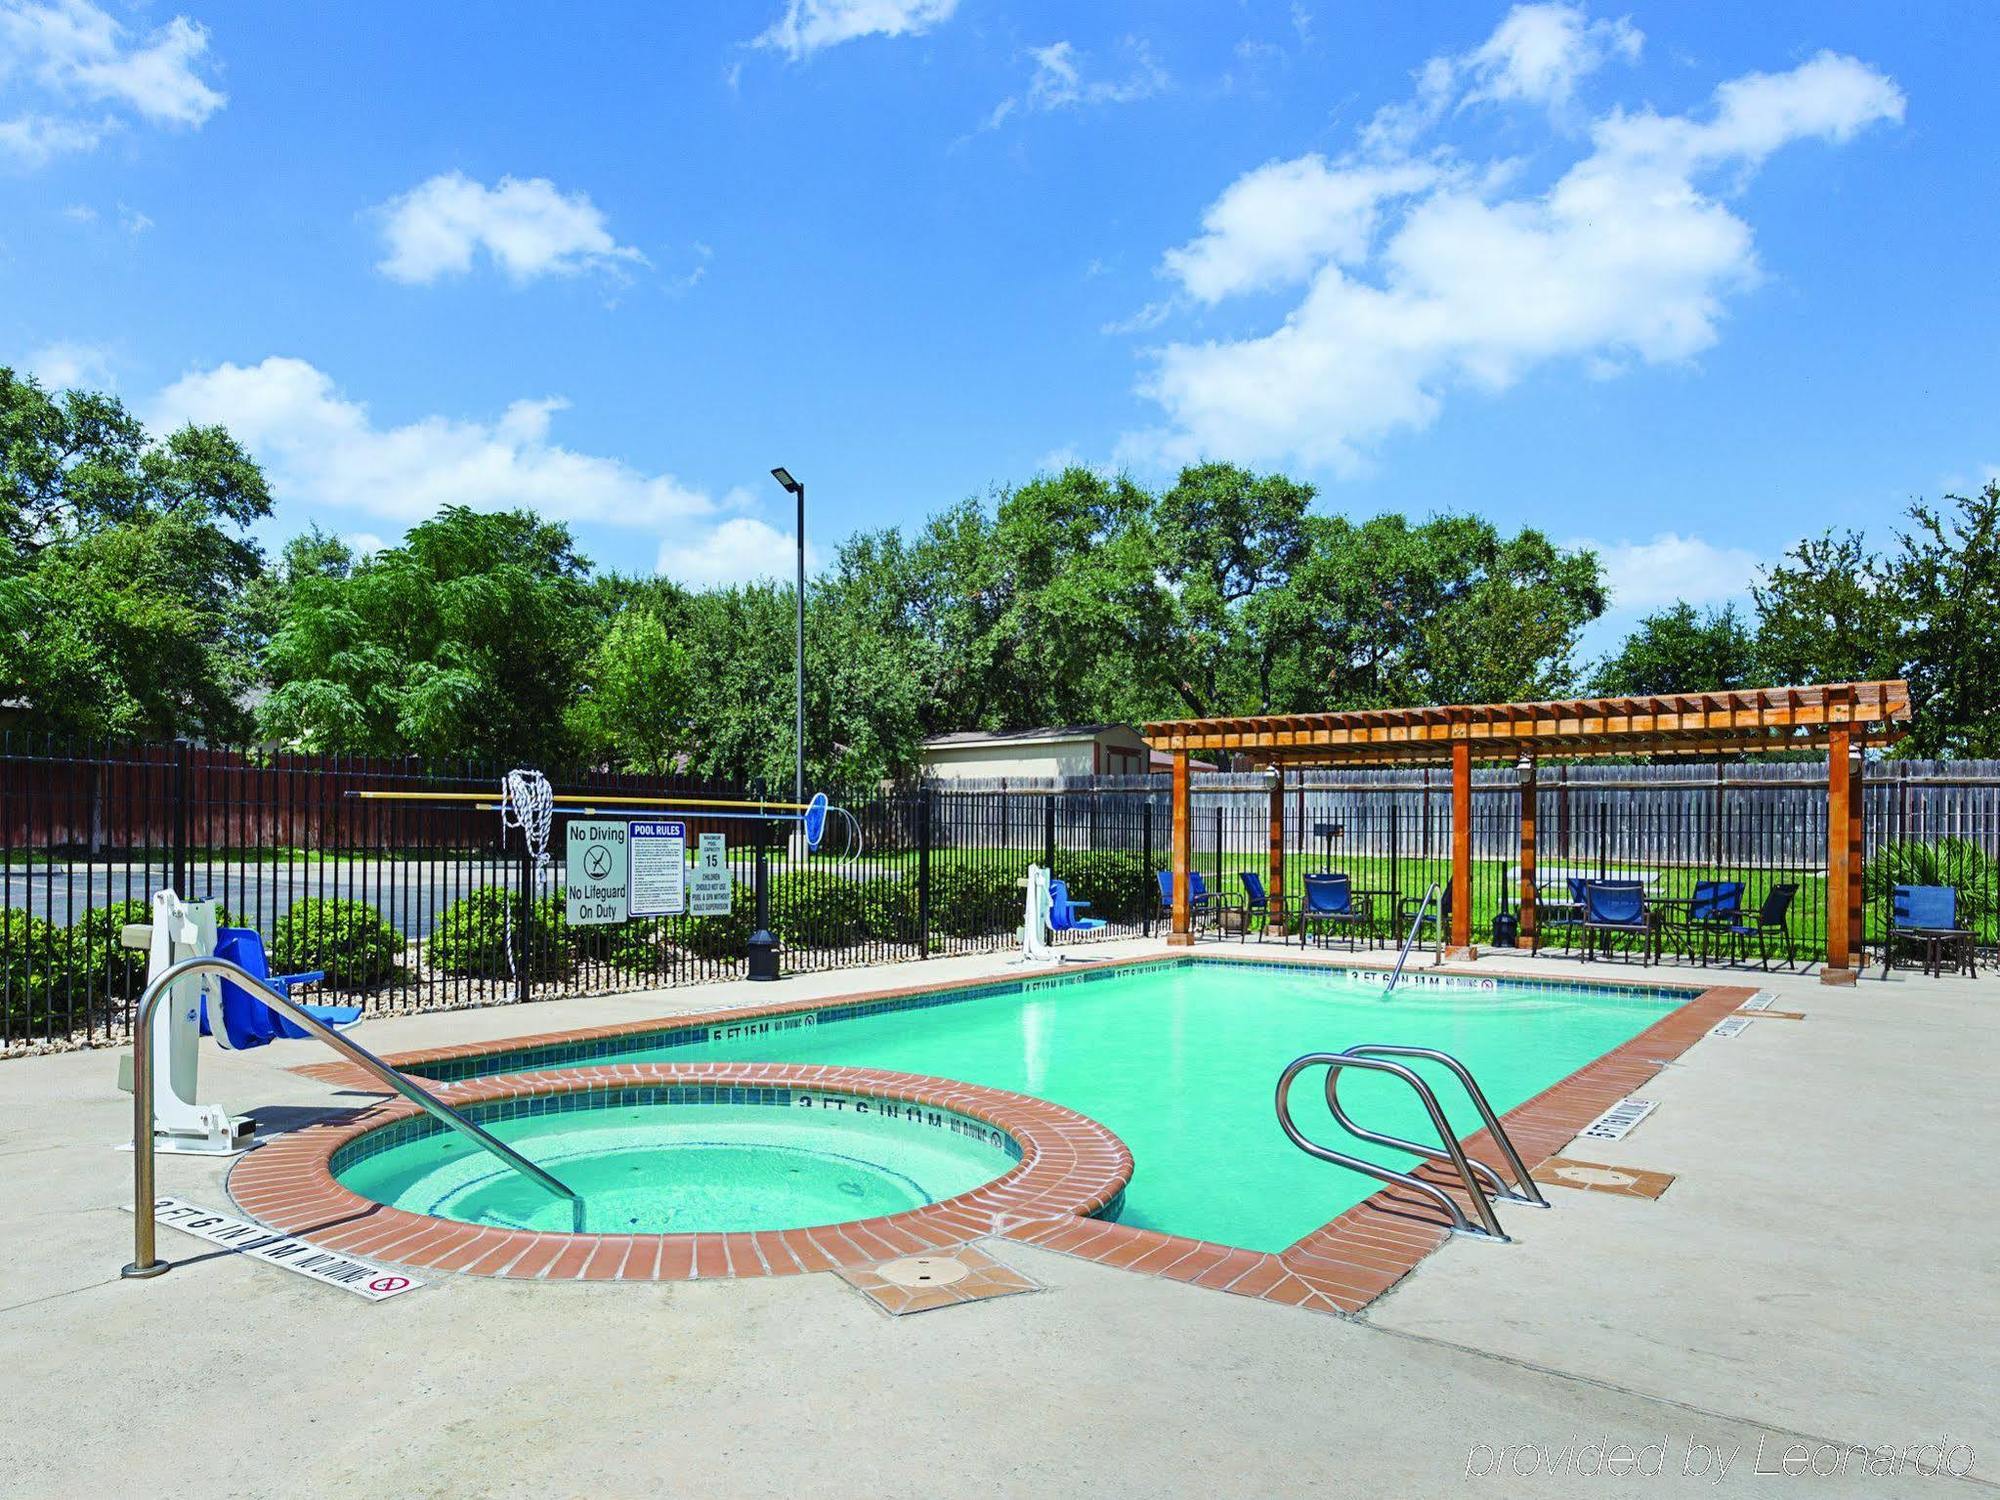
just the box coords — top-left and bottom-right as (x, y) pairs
(862, 881), (919, 945)
(1, 908), (62, 1033)
(65, 897), (152, 1001)
(1050, 851), (1155, 924)
(603, 917), (670, 974)
(925, 861), (1020, 939)
(271, 897), (403, 989)
(676, 882), (757, 961)
(427, 887), (571, 981)
(773, 872), (870, 948)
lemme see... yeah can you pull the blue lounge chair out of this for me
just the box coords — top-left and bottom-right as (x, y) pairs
(1675, 879), (1744, 963)
(1578, 880), (1656, 965)
(1299, 872), (1372, 950)
(1155, 869), (1217, 930)
(202, 927), (362, 1049)
(1886, 884), (1975, 977)
(1048, 878), (1106, 935)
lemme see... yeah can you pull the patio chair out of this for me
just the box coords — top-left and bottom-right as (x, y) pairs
(1884, 884), (1975, 978)
(1299, 872), (1373, 951)
(1397, 879), (1451, 944)
(1718, 883), (1797, 970)
(1578, 880), (1657, 965)
(1672, 879), (1744, 964)
(205, 926), (363, 1049)
(1530, 878), (1585, 956)
(1155, 869), (1218, 931)
(1238, 871), (1278, 940)
(1047, 878), (1106, 936)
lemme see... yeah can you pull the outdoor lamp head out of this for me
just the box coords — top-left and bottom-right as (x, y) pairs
(770, 467), (800, 494)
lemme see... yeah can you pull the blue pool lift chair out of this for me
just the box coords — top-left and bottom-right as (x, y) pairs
(204, 926), (363, 1049)
(1047, 878), (1106, 936)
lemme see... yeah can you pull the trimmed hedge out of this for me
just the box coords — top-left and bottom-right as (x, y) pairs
(1050, 851), (1157, 924)
(772, 872), (870, 948)
(271, 897), (403, 989)
(427, 887), (571, 981)
(925, 861), (1020, 939)
(1, 908), (62, 1032)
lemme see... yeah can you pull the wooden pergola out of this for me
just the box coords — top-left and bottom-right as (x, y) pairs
(1143, 681), (1911, 984)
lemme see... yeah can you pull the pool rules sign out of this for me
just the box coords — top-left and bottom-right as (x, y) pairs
(567, 819), (688, 924)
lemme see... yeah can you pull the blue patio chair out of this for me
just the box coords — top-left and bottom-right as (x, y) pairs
(1299, 872), (1372, 950)
(1718, 883), (1797, 970)
(1579, 880), (1656, 965)
(1238, 871), (1277, 941)
(1048, 878), (1106, 936)
(1675, 879), (1744, 963)
(1530, 878), (1583, 955)
(1885, 884), (1974, 978)
(203, 926), (362, 1050)
(1155, 869), (1217, 930)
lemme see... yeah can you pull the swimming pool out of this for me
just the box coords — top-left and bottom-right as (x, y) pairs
(426, 960), (1688, 1254)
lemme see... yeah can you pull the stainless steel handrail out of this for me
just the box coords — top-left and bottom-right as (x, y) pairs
(1385, 881), (1440, 993)
(1276, 1052), (1508, 1240)
(1328, 1045), (1549, 1209)
(123, 955), (585, 1279)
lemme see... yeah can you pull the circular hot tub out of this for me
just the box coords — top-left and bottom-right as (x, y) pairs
(228, 1064), (1131, 1281)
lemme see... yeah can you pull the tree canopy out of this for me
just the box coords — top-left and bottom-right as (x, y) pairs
(8, 369), (1994, 771)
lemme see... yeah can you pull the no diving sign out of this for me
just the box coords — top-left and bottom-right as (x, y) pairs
(566, 819), (630, 925)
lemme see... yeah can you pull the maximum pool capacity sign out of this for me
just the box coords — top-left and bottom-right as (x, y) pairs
(566, 818), (687, 924)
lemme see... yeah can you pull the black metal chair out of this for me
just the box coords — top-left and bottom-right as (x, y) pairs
(1719, 883), (1798, 970)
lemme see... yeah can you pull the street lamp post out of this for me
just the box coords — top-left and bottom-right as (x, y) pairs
(770, 467), (806, 808)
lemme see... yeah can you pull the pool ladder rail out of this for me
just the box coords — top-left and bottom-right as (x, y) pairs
(1275, 1044), (1549, 1241)
(1384, 881), (1442, 993)
(122, 955), (586, 1281)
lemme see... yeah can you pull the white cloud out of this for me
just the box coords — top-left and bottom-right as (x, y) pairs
(988, 38), (1166, 127)
(1124, 11), (1903, 472)
(374, 172), (645, 286)
(149, 357), (720, 531)
(1463, 2), (1641, 113)
(656, 517), (821, 587)
(754, 0), (955, 59)
(1583, 532), (1762, 612)
(344, 531), (387, 559)
(0, 0), (224, 165)
(23, 339), (112, 389)
(1162, 157), (1438, 303)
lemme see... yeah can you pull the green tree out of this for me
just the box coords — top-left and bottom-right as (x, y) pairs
(1750, 529), (1903, 687)
(258, 506), (596, 762)
(1888, 483), (2000, 756)
(566, 606), (693, 773)
(1593, 603), (1755, 696)
(0, 368), (271, 739)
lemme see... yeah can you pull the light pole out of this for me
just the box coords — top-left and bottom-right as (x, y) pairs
(770, 467), (805, 808)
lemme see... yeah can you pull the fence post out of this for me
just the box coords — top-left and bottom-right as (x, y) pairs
(1044, 794), (1057, 872)
(1142, 799), (1154, 936)
(170, 740), (189, 895)
(917, 786), (932, 958)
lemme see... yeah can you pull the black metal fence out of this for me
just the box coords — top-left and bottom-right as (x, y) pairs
(0, 739), (1158, 1050)
(5, 739), (1995, 1050)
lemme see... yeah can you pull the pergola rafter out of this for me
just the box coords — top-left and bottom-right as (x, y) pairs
(1143, 681), (1911, 984)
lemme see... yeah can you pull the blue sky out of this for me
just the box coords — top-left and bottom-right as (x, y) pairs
(4, 0), (1994, 651)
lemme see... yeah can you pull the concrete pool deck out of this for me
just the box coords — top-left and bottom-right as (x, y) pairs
(1, 941), (1993, 1495)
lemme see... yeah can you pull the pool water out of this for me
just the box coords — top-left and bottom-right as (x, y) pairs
(337, 1102), (1011, 1234)
(592, 965), (1679, 1252)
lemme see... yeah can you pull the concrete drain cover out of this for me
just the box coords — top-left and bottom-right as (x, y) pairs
(1555, 1164), (1639, 1188)
(876, 1255), (971, 1288)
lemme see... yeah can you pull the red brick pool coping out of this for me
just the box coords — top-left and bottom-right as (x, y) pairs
(275, 952), (1759, 1311)
(228, 1063), (1134, 1281)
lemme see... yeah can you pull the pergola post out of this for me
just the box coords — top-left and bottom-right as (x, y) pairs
(1449, 738), (1473, 955)
(1517, 755), (1537, 947)
(1822, 726), (1857, 983)
(1266, 763), (1287, 936)
(1168, 748), (1193, 946)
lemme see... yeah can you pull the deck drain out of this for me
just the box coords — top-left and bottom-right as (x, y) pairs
(1553, 1164), (1638, 1188)
(876, 1255), (971, 1288)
